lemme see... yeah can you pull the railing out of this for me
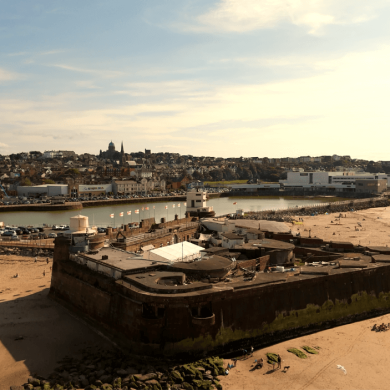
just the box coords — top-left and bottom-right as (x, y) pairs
(0, 240), (54, 248)
(124, 222), (199, 244)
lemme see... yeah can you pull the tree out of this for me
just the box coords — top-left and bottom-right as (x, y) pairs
(68, 168), (80, 175)
(44, 179), (55, 184)
(20, 178), (32, 186)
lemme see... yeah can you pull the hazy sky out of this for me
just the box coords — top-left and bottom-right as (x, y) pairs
(1, 0), (390, 159)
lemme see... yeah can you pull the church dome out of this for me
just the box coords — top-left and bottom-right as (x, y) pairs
(109, 141), (115, 147)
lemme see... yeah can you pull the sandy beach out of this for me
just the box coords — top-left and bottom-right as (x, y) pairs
(220, 312), (390, 390)
(289, 206), (390, 247)
(0, 255), (112, 390)
(1, 206), (390, 389)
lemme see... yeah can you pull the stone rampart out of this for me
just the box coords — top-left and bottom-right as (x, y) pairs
(50, 236), (390, 358)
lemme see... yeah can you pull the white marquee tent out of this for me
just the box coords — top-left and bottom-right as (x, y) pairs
(145, 241), (203, 263)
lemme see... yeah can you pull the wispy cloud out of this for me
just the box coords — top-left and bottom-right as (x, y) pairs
(0, 68), (22, 82)
(190, 0), (387, 35)
(49, 64), (123, 78)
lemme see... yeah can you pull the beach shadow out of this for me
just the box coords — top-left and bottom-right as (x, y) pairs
(263, 369), (276, 375)
(0, 287), (111, 379)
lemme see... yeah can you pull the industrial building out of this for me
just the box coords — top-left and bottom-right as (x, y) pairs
(16, 184), (68, 197)
(280, 171), (390, 193)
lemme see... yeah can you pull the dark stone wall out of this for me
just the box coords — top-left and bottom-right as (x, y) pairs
(50, 240), (390, 358)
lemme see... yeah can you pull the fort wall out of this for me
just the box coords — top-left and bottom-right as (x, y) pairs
(50, 237), (390, 357)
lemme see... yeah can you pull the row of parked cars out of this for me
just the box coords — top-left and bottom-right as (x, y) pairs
(0, 226), (59, 239)
(0, 199), (51, 205)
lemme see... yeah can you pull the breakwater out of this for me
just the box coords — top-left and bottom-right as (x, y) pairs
(237, 197), (389, 222)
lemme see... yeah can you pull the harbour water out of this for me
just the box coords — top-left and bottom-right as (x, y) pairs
(0, 197), (324, 227)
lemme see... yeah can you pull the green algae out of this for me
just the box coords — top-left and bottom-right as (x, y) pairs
(287, 348), (307, 359)
(266, 352), (279, 364)
(167, 289), (390, 355)
(302, 346), (319, 354)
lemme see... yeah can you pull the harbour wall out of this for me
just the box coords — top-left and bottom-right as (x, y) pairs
(236, 197), (389, 221)
(50, 237), (390, 358)
(0, 202), (83, 212)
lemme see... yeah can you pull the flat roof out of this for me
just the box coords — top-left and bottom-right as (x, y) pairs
(169, 255), (233, 272)
(82, 247), (165, 271)
(252, 239), (295, 250)
(221, 233), (244, 240)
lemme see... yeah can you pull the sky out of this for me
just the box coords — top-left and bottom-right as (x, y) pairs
(1, 0), (390, 160)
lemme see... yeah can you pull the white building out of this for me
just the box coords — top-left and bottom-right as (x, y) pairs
(186, 189), (214, 216)
(280, 171), (390, 192)
(221, 233), (245, 249)
(43, 151), (63, 159)
(113, 178), (165, 195)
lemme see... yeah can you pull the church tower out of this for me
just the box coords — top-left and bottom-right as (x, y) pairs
(121, 141), (126, 165)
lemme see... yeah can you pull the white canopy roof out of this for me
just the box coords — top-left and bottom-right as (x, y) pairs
(147, 241), (203, 263)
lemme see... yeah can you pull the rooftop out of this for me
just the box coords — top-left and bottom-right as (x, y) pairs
(81, 247), (165, 272)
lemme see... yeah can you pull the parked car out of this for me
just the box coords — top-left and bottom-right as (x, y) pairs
(48, 233), (57, 238)
(2, 231), (16, 236)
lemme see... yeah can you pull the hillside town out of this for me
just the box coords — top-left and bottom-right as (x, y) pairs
(0, 141), (389, 200)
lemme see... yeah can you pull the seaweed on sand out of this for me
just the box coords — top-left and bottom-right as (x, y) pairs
(302, 346), (319, 354)
(287, 348), (307, 359)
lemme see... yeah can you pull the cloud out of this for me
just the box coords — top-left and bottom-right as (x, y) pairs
(192, 0), (387, 35)
(49, 64), (123, 78)
(0, 68), (21, 82)
(0, 142), (9, 148)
